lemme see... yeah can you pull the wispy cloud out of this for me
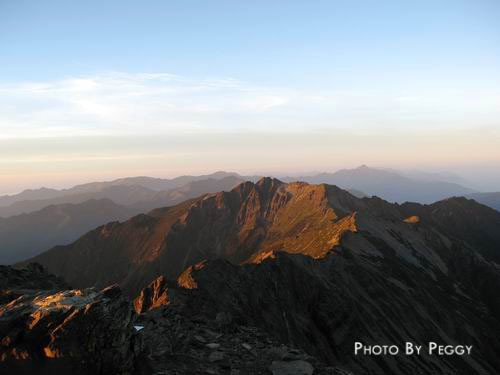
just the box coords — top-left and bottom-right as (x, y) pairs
(0, 72), (294, 139)
(0, 72), (499, 140)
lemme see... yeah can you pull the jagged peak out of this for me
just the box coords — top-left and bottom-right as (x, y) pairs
(231, 180), (256, 193)
(229, 177), (285, 200)
(256, 176), (284, 187)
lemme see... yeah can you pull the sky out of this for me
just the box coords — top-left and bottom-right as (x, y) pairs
(1, 0), (500, 194)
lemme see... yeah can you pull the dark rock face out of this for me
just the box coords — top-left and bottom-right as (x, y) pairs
(135, 285), (352, 375)
(0, 265), (143, 375)
(169, 248), (500, 375)
(401, 197), (500, 263)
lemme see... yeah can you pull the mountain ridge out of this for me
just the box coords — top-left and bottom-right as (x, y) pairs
(11, 178), (500, 374)
(0, 199), (134, 264)
(22, 178), (500, 296)
(281, 165), (477, 203)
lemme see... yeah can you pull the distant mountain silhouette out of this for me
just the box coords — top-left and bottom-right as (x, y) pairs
(132, 175), (246, 212)
(397, 169), (469, 184)
(0, 173), (253, 218)
(0, 185), (157, 218)
(281, 165), (476, 203)
(66, 171), (255, 193)
(1, 168), (482, 216)
(0, 187), (61, 207)
(467, 192), (500, 211)
(0, 199), (133, 264)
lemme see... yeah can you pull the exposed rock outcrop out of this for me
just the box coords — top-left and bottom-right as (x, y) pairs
(133, 275), (177, 314)
(0, 263), (69, 305)
(0, 265), (143, 375)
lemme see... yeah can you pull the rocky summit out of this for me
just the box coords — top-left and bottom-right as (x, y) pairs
(6, 179), (500, 374)
(0, 264), (144, 375)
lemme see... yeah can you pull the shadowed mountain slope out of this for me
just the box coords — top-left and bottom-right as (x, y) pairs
(0, 199), (134, 264)
(0, 177), (245, 264)
(166, 249), (500, 375)
(467, 192), (500, 212)
(401, 197), (500, 264)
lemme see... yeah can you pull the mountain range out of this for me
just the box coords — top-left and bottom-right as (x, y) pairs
(3, 166), (498, 266)
(281, 165), (477, 203)
(0, 166), (484, 217)
(0, 175), (246, 264)
(0, 199), (134, 265)
(0, 172), (252, 217)
(15, 177), (500, 374)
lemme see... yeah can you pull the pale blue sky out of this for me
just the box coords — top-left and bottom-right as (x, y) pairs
(1, 0), (500, 193)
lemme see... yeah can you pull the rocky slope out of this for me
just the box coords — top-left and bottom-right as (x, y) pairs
(25, 178), (362, 295)
(135, 291), (353, 375)
(140, 247), (500, 374)
(25, 178), (500, 296)
(1, 264), (350, 375)
(400, 197), (500, 263)
(467, 192), (500, 212)
(0, 262), (69, 304)
(25, 178), (500, 297)
(0, 264), (144, 375)
(9, 178), (500, 374)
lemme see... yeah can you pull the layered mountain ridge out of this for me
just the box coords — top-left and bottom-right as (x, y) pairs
(0, 176), (246, 264)
(25, 178), (500, 296)
(25, 178), (362, 294)
(0, 199), (134, 264)
(8, 178), (500, 374)
(282, 165), (477, 204)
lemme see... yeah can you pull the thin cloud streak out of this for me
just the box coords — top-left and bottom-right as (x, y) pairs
(1, 71), (499, 140)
